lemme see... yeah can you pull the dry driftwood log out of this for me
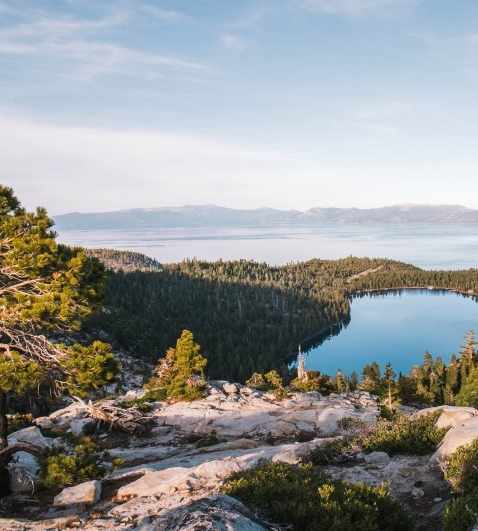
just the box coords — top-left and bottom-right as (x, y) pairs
(79, 398), (147, 435)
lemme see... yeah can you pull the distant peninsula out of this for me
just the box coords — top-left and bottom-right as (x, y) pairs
(53, 204), (478, 230)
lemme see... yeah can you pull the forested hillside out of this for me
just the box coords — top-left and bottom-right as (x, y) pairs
(83, 255), (478, 382)
(85, 248), (162, 272)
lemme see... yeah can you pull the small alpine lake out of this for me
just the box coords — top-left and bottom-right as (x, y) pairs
(302, 289), (478, 378)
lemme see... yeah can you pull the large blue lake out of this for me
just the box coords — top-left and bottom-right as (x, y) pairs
(303, 289), (478, 378)
(56, 223), (478, 376)
(56, 223), (478, 270)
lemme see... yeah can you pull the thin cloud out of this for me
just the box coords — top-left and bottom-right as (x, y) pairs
(139, 5), (187, 23)
(0, 39), (206, 83)
(0, 2), (23, 15)
(414, 31), (478, 81)
(296, 0), (420, 16)
(227, 6), (274, 29)
(221, 34), (250, 51)
(0, 9), (207, 82)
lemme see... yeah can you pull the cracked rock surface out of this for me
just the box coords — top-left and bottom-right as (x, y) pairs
(0, 383), (475, 530)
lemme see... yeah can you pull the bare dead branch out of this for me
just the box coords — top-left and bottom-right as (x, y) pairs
(83, 399), (147, 434)
(0, 442), (46, 465)
(0, 325), (67, 365)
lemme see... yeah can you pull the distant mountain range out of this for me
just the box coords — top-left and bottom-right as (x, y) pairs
(53, 204), (478, 230)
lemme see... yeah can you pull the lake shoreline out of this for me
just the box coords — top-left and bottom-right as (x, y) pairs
(299, 288), (478, 378)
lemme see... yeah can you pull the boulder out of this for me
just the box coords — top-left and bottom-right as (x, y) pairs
(70, 418), (97, 437)
(411, 405), (478, 428)
(53, 480), (101, 507)
(150, 494), (270, 531)
(7, 427), (52, 493)
(35, 402), (87, 434)
(115, 444), (305, 500)
(431, 415), (478, 465)
(223, 382), (238, 394)
(8, 426), (51, 451)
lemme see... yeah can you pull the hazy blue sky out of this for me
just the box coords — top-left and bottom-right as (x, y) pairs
(1, 0), (478, 214)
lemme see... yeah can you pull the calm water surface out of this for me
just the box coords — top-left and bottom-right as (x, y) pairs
(56, 223), (478, 269)
(303, 289), (478, 377)
(56, 224), (478, 376)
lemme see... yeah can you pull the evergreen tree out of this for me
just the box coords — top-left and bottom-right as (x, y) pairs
(430, 356), (446, 405)
(414, 351), (435, 404)
(380, 362), (399, 411)
(146, 329), (207, 399)
(359, 362), (381, 394)
(245, 372), (267, 391)
(444, 354), (460, 405)
(333, 369), (348, 393)
(459, 331), (477, 387)
(456, 367), (478, 408)
(348, 371), (358, 391)
(0, 185), (118, 470)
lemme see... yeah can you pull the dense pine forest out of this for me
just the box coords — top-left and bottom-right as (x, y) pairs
(82, 251), (478, 385)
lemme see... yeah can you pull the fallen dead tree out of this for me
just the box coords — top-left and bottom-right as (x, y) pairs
(74, 398), (148, 435)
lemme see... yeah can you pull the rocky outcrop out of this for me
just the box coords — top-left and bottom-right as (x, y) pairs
(152, 384), (379, 441)
(7, 427), (52, 493)
(53, 480), (102, 507)
(114, 441), (316, 502)
(6, 386), (478, 531)
(35, 401), (89, 434)
(150, 494), (271, 531)
(412, 406), (478, 465)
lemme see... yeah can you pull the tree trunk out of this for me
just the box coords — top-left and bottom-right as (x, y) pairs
(0, 390), (8, 450)
(0, 390), (9, 497)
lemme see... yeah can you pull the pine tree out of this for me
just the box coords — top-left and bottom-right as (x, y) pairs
(380, 362), (399, 411)
(359, 361), (381, 395)
(0, 185), (119, 472)
(459, 331), (477, 387)
(146, 330), (207, 399)
(444, 354), (460, 405)
(333, 369), (348, 393)
(456, 367), (478, 408)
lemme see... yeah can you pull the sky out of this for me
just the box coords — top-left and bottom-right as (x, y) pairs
(1, 0), (478, 215)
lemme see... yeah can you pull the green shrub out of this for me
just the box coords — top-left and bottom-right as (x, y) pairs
(222, 462), (413, 531)
(309, 438), (360, 466)
(337, 416), (368, 435)
(40, 436), (121, 489)
(118, 397), (153, 412)
(143, 388), (168, 401)
(245, 372), (267, 391)
(360, 411), (448, 456)
(118, 387), (168, 410)
(309, 411), (448, 466)
(444, 437), (478, 494)
(196, 430), (223, 448)
(442, 437), (478, 531)
(443, 488), (478, 531)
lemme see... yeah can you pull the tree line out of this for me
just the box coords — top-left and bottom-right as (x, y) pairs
(82, 254), (478, 383)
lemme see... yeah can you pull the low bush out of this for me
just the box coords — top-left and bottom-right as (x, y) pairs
(118, 387), (168, 411)
(309, 411), (448, 466)
(222, 461), (413, 531)
(444, 437), (478, 494)
(361, 411), (448, 456)
(443, 488), (478, 531)
(40, 436), (122, 489)
(443, 438), (478, 531)
(196, 430), (223, 448)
